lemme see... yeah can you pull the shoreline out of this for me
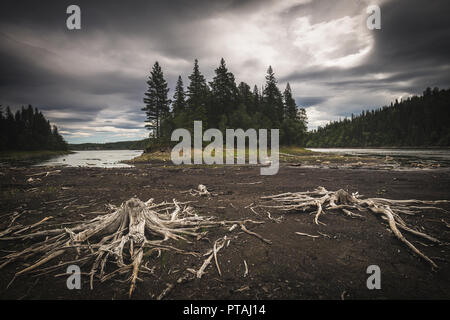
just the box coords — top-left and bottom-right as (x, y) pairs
(0, 150), (72, 166)
(307, 146), (450, 150)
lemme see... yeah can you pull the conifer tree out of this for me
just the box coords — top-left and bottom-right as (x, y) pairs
(238, 82), (253, 112)
(172, 75), (186, 116)
(283, 83), (298, 120)
(252, 85), (261, 114)
(209, 58), (238, 127)
(142, 61), (170, 138)
(186, 59), (209, 127)
(262, 66), (284, 126)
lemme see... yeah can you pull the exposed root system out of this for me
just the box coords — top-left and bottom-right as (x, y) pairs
(0, 197), (265, 297)
(259, 187), (448, 269)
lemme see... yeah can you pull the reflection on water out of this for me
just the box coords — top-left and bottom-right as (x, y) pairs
(36, 150), (143, 168)
(307, 148), (450, 166)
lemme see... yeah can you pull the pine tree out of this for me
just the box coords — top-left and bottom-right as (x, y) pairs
(186, 59), (209, 128)
(209, 58), (238, 127)
(238, 82), (253, 112)
(252, 85), (261, 114)
(172, 75), (186, 116)
(262, 66), (284, 127)
(283, 83), (298, 120)
(298, 107), (308, 126)
(142, 61), (170, 139)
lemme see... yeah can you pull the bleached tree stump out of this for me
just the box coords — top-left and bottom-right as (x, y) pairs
(259, 187), (448, 269)
(0, 197), (264, 297)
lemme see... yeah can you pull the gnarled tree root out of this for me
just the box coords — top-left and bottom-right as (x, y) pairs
(260, 187), (448, 270)
(0, 197), (265, 297)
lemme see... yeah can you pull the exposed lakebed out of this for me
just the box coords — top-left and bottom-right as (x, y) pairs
(307, 148), (450, 168)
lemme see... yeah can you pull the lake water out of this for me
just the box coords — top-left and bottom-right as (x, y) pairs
(307, 148), (450, 166)
(36, 148), (450, 168)
(36, 150), (143, 168)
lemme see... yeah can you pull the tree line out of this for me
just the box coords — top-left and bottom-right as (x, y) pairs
(142, 58), (308, 147)
(307, 87), (450, 147)
(0, 105), (68, 151)
(69, 139), (149, 151)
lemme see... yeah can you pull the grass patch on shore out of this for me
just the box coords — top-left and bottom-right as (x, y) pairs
(127, 151), (172, 163)
(279, 146), (314, 155)
(127, 146), (316, 164)
(0, 150), (72, 163)
(126, 145), (383, 167)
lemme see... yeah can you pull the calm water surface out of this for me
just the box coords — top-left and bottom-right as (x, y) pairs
(36, 150), (143, 168)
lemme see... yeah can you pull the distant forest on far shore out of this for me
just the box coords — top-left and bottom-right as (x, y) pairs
(307, 87), (450, 148)
(69, 139), (149, 151)
(0, 105), (68, 151)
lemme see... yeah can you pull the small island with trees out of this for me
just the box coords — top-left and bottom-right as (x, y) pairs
(141, 59), (308, 152)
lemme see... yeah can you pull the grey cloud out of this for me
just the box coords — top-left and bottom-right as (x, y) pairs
(295, 96), (329, 107)
(284, 0), (450, 97)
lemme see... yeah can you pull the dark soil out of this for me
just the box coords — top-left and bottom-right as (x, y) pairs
(0, 164), (449, 299)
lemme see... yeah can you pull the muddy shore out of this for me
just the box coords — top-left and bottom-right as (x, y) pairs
(0, 163), (449, 299)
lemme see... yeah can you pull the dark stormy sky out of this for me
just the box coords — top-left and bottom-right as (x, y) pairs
(1, 0), (450, 143)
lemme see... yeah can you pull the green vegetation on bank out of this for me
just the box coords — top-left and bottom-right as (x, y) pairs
(127, 145), (381, 166)
(0, 105), (68, 151)
(307, 87), (450, 147)
(129, 146), (313, 164)
(69, 139), (149, 150)
(0, 150), (71, 163)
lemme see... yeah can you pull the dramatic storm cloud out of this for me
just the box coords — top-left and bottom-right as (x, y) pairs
(1, 0), (449, 142)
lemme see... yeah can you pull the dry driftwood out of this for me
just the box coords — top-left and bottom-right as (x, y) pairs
(0, 197), (266, 297)
(260, 186), (448, 269)
(182, 184), (214, 197)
